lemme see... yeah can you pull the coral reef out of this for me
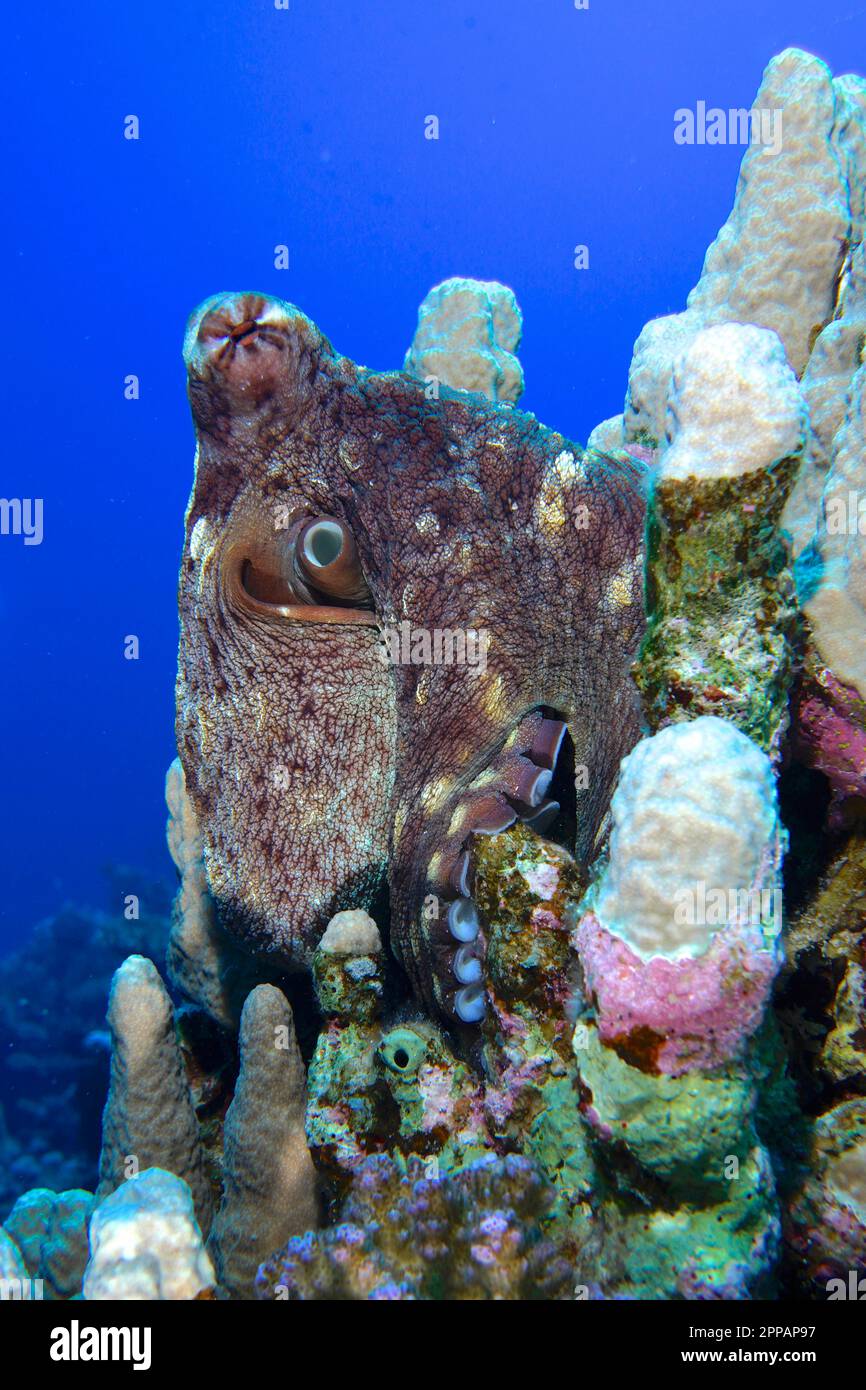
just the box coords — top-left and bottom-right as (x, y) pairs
(0, 895), (169, 1213)
(565, 719), (787, 1298)
(565, 48), (865, 1301)
(4, 42), (866, 1305)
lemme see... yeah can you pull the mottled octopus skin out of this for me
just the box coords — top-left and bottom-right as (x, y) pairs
(177, 292), (647, 1019)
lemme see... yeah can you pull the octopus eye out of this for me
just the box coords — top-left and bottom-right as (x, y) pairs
(228, 511), (376, 624)
(294, 516), (373, 608)
(300, 519), (344, 567)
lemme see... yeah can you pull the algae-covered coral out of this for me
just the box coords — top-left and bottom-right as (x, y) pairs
(3, 44), (866, 1304)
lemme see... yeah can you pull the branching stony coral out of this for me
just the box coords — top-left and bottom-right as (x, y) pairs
(256, 1154), (573, 1301)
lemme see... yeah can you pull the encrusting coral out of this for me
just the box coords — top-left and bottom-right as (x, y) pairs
(636, 324), (806, 756)
(255, 1153), (572, 1301)
(572, 1028), (782, 1299)
(561, 715), (789, 1298)
(576, 717), (785, 1075)
(311, 908), (384, 1023)
(305, 909), (492, 1201)
(472, 824), (595, 1257)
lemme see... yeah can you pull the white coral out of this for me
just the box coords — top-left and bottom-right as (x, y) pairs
(84, 1169), (214, 1301)
(826, 1141), (866, 1221)
(594, 717), (781, 959)
(805, 362), (866, 697)
(661, 323), (807, 481)
(625, 49), (850, 449)
(404, 278), (523, 404)
(318, 907), (382, 956)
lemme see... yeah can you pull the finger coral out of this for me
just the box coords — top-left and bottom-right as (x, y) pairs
(624, 49), (849, 451)
(636, 324), (806, 754)
(97, 955), (214, 1236)
(207, 984), (319, 1298)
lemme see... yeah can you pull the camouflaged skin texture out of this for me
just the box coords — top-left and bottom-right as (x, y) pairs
(177, 292), (648, 1020)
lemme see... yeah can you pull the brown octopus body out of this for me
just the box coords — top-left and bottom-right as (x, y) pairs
(177, 292), (647, 1023)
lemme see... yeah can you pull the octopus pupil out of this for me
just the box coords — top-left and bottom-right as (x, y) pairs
(393, 1048), (410, 1069)
(305, 521), (344, 567)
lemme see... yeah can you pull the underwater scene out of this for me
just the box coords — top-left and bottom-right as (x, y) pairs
(3, 0), (866, 1348)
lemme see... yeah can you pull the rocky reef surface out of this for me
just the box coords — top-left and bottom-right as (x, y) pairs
(2, 46), (866, 1302)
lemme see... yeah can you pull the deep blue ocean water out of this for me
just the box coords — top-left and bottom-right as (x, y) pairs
(1, 0), (864, 951)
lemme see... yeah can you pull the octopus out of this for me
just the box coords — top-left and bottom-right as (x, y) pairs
(176, 291), (647, 1025)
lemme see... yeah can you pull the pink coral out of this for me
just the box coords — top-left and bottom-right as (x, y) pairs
(573, 912), (779, 1076)
(794, 660), (866, 825)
